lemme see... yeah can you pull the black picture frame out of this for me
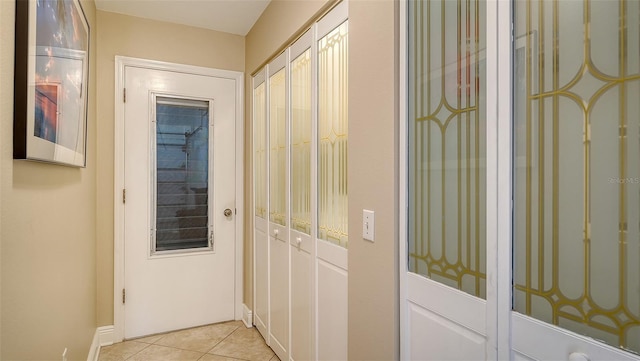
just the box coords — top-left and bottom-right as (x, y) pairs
(14, 0), (90, 167)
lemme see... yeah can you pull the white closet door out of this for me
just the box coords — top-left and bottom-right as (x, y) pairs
(253, 70), (269, 341)
(401, 0), (491, 359)
(511, 0), (640, 359)
(268, 52), (290, 361)
(289, 30), (315, 361)
(315, 2), (349, 360)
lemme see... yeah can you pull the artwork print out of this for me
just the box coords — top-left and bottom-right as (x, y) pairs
(14, 0), (90, 167)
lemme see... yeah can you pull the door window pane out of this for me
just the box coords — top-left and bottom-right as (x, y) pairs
(318, 22), (349, 247)
(254, 82), (267, 219)
(408, 0), (487, 298)
(291, 50), (312, 235)
(270, 69), (287, 226)
(154, 97), (210, 252)
(513, 0), (640, 352)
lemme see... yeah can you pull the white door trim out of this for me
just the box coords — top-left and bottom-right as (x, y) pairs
(113, 56), (244, 342)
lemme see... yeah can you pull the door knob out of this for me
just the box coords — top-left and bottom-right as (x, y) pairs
(568, 353), (589, 361)
(224, 208), (233, 217)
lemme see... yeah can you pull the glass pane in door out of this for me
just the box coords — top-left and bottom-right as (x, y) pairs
(254, 82), (267, 219)
(270, 69), (287, 226)
(154, 97), (210, 252)
(318, 22), (349, 248)
(408, 0), (487, 298)
(291, 49), (312, 235)
(513, 0), (640, 352)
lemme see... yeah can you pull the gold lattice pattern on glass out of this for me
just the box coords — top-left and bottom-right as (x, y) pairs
(408, 0), (487, 299)
(513, 0), (640, 352)
(291, 50), (312, 235)
(254, 83), (267, 219)
(318, 22), (348, 247)
(269, 69), (287, 226)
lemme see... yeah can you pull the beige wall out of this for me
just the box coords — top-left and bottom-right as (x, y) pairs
(1, 0), (98, 359)
(243, 0), (329, 311)
(244, 0), (400, 359)
(347, 0), (399, 359)
(95, 11), (245, 326)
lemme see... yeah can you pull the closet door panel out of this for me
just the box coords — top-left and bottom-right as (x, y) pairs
(290, 33), (314, 361)
(253, 73), (269, 341)
(268, 53), (289, 361)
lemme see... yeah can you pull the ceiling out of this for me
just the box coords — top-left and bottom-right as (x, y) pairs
(94, 0), (271, 36)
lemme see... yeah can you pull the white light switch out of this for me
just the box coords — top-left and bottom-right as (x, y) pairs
(363, 209), (375, 242)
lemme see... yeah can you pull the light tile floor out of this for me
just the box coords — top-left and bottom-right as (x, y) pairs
(98, 321), (279, 361)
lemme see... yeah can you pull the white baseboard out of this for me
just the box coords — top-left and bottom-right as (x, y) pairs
(98, 325), (115, 346)
(87, 330), (100, 361)
(242, 304), (253, 328)
(87, 326), (115, 361)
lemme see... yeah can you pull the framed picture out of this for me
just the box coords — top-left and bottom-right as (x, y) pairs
(14, 0), (90, 167)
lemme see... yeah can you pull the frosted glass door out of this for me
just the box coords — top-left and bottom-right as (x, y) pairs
(253, 73), (269, 341)
(318, 21), (349, 248)
(270, 68), (287, 227)
(290, 40), (313, 361)
(512, 0), (640, 358)
(255, 82), (267, 220)
(316, 4), (349, 359)
(291, 49), (312, 236)
(268, 58), (289, 361)
(405, 0), (489, 359)
(408, 0), (487, 298)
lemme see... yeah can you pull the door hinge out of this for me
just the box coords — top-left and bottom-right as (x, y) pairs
(122, 189), (126, 204)
(122, 288), (126, 304)
(123, 88), (126, 103)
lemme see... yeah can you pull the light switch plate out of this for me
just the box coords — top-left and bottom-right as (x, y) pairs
(363, 209), (375, 242)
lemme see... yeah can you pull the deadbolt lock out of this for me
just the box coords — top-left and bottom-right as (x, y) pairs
(224, 208), (233, 217)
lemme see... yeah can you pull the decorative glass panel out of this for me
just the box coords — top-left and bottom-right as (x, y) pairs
(318, 22), (348, 248)
(408, 0), (487, 298)
(514, 0), (640, 352)
(291, 49), (312, 235)
(254, 82), (267, 219)
(154, 97), (210, 252)
(270, 69), (287, 226)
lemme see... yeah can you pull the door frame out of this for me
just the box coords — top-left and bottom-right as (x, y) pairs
(113, 56), (244, 342)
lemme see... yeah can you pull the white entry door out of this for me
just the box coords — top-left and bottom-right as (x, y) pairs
(122, 63), (238, 339)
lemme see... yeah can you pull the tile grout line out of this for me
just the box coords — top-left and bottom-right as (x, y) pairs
(203, 324), (244, 356)
(105, 322), (267, 361)
(122, 341), (152, 361)
(141, 324), (244, 356)
(206, 326), (274, 361)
